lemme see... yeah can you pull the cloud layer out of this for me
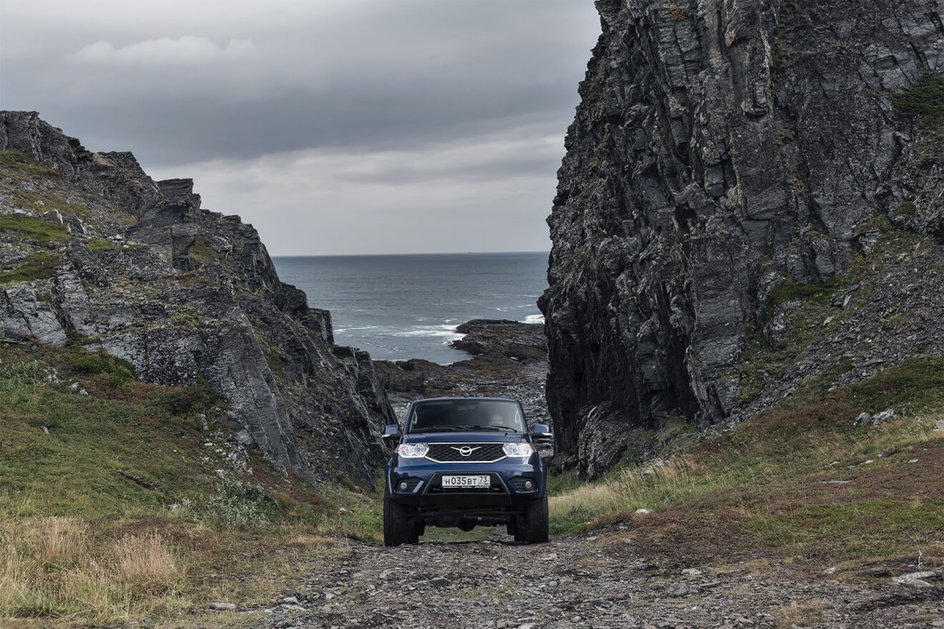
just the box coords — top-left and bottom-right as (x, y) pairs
(70, 37), (255, 65)
(0, 0), (600, 254)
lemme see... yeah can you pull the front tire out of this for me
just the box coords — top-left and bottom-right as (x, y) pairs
(383, 495), (410, 547)
(521, 496), (549, 544)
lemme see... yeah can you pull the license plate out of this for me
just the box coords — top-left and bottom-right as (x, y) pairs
(441, 475), (490, 489)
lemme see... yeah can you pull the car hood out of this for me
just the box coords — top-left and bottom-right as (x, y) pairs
(401, 432), (529, 444)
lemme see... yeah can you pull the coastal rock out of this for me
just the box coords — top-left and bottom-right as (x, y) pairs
(0, 111), (394, 483)
(375, 319), (550, 428)
(540, 0), (944, 475)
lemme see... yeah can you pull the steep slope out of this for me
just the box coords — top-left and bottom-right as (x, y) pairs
(540, 0), (944, 475)
(0, 111), (394, 483)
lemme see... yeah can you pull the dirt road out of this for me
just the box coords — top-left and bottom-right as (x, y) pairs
(246, 529), (944, 628)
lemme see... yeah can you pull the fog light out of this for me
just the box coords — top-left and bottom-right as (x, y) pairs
(399, 480), (409, 490)
(524, 480), (534, 490)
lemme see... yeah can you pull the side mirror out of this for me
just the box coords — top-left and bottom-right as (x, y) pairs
(382, 424), (402, 446)
(530, 423), (555, 459)
(530, 423), (553, 443)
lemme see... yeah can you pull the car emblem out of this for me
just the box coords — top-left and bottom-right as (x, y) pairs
(451, 446), (481, 457)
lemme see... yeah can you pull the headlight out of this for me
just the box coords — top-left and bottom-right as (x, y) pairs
(503, 442), (534, 458)
(396, 443), (429, 458)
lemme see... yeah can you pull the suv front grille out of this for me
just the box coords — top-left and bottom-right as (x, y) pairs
(426, 443), (506, 463)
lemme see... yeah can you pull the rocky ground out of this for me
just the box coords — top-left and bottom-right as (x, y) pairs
(373, 319), (550, 427)
(219, 320), (944, 629)
(238, 530), (943, 628)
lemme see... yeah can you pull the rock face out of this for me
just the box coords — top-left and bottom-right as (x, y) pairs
(540, 0), (944, 475)
(0, 111), (394, 483)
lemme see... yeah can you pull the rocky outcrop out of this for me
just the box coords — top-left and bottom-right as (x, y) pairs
(540, 0), (944, 475)
(0, 111), (395, 483)
(374, 319), (549, 428)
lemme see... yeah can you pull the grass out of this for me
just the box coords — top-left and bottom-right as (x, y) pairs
(762, 278), (838, 323)
(0, 342), (381, 625)
(0, 521), (183, 620)
(550, 356), (944, 567)
(0, 252), (62, 286)
(188, 236), (220, 265)
(0, 151), (59, 179)
(0, 214), (70, 245)
(86, 238), (121, 253)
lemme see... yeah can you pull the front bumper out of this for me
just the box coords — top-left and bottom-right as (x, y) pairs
(386, 457), (546, 516)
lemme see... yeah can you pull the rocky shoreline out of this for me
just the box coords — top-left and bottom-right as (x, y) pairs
(373, 318), (550, 427)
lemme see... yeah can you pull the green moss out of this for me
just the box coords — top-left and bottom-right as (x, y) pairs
(763, 278), (838, 323)
(896, 201), (918, 218)
(0, 252), (62, 285)
(0, 150), (59, 178)
(170, 309), (202, 330)
(188, 236), (219, 265)
(891, 74), (944, 129)
(0, 214), (71, 245)
(86, 238), (121, 253)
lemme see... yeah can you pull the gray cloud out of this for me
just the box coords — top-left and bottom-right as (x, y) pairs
(0, 0), (600, 254)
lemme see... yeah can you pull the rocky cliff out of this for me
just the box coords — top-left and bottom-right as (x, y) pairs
(0, 111), (395, 483)
(540, 0), (944, 475)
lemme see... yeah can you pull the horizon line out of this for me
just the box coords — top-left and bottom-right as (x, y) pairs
(270, 250), (551, 258)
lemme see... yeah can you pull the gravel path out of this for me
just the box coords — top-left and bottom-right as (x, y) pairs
(247, 531), (944, 628)
(241, 321), (944, 628)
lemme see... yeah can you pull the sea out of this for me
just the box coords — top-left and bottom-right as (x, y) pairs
(272, 252), (548, 364)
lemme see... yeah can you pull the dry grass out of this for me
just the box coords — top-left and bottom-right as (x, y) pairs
(771, 599), (832, 627)
(0, 518), (183, 622)
(549, 362), (944, 567)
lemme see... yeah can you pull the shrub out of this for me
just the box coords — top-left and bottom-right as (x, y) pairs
(159, 379), (219, 416)
(203, 481), (276, 529)
(892, 74), (944, 128)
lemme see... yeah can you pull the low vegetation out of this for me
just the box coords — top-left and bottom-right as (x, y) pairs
(892, 73), (944, 129)
(0, 252), (62, 286)
(0, 214), (70, 245)
(734, 214), (930, 405)
(0, 342), (380, 625)
(550, 356), (944, 568)
(0, 150), (59, 179)
(188, 236), (220, 265)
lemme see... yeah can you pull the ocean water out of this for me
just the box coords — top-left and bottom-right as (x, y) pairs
(272, 252), (548, 364)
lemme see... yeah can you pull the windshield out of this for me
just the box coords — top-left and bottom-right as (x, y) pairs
(407, 399), (526, 434)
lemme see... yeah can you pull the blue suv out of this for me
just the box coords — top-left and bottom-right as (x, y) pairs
(381, 397), (553, 546)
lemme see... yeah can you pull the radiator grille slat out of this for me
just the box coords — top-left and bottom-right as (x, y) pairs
(426, 443), (506, 463)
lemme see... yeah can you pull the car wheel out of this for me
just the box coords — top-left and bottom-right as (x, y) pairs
(383, 495), (410, 547)
(522, 496), (549, 544)
(407, 519), (423, 545)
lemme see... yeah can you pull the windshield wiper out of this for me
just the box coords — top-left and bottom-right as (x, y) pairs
(468, 425), (520, 432)
(411, 425), (458, 433)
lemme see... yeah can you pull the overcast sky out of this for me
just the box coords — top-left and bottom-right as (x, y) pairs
(0, 1), (600, 255)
